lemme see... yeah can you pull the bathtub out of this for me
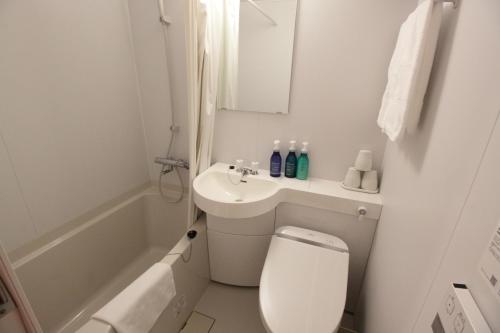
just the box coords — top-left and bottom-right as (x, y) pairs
(11, 188), (210, 333)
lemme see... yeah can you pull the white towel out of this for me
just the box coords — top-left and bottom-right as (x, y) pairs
(92, 262), (176, 333)
(377, 0), (443, 141)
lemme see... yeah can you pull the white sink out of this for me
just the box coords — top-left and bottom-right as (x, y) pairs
(193, 167), (281, 218)
(193, 163), (383, 219)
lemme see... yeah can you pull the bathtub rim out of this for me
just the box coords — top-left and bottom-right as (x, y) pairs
(10, 184), (187, 269)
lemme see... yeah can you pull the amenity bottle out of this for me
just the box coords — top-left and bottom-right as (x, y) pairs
(285, 140), (297, 178)
(296, 142), (309, 180)
(270, 140), (282, 177)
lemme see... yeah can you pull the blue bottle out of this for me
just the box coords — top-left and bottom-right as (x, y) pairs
(285, 140), (297, 178)
(270, 140), (282, 177)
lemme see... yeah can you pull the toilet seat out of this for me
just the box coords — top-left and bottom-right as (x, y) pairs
(259, 226), (349, 333)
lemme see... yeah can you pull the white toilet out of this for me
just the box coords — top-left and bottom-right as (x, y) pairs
(259, 226), (349, 333)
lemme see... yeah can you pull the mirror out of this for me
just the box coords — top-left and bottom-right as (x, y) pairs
(219, 0), (298, 114)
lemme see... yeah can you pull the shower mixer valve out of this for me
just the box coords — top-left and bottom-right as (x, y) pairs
(155, 157), (189, 173)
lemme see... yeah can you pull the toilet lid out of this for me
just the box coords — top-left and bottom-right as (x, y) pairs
(259, 228), (349, 333)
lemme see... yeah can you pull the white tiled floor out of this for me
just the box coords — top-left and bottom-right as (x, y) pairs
(186, 282), (358, 333)
(193, 282), (267, 333)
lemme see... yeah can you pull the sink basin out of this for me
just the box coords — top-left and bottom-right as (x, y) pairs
(193, 166), (281, 218)
(195, 171), (279, 202)
(193, 163), (383, 220)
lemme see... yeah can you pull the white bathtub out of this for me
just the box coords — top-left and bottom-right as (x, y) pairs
(11, 188), (209, 333)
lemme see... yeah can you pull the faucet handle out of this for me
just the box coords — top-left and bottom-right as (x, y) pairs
(251, 161), (259, 175)
(235, 159), (244, 172)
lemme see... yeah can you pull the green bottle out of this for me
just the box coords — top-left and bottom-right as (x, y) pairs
(296, 142), (309, 180)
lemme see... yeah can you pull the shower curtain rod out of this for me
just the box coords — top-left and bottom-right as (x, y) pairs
(246, 0), (278, 26)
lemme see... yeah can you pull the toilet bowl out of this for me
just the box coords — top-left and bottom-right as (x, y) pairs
(259, 226), (349, 333)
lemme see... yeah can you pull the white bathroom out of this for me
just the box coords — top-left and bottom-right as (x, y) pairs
(0, 0), (499, 332)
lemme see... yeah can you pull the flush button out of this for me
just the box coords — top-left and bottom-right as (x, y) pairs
(446, 295), (455, 315)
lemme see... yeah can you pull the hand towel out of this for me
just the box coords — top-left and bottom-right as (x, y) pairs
(377, 0), (443, 141)
(92, 262), (176, 333)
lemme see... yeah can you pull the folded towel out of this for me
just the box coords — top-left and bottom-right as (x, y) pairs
(377, 0), (443, 141)
(92, 262), (176, 333)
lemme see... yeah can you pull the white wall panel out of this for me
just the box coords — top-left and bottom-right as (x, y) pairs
(0, 0), (150, 248)
(359, 1), (500, 331)
(0, 138), (36, 252)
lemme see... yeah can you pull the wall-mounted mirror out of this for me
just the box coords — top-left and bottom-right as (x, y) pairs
(219, 0), (298, 114)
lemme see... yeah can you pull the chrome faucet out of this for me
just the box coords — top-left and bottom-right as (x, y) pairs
(240, 167), (254, 176)
(235, 160), (259, 176)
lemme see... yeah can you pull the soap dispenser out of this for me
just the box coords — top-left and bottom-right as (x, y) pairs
(296, 142), (309, 180)
(285, 140), (297, 178)
(270, 140), (282, 177)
